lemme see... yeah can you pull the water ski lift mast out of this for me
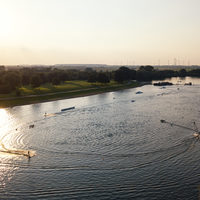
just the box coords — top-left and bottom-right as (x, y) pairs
(160, 120), (200, 137)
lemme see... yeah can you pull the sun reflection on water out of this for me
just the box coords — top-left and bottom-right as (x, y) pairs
(0, 109), (10, 126)
(0, 109), (12, 145)
(0, 109), (19, 189)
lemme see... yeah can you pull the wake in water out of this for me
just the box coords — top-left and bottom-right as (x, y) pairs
(0, 143), (36, 158)
(44, 113), (56, 117)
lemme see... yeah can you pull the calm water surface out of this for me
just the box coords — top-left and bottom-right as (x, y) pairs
(0, 77), (200, 199)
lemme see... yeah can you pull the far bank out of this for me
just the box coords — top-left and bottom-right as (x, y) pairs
(0, 81), (146, 108)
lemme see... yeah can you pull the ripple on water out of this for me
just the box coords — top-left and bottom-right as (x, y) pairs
(1, 85), (200, 199)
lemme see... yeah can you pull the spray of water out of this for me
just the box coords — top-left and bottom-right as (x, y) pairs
(0, 143), (36, 158)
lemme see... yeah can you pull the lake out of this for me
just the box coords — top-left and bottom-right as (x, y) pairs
(0, 77), (200, 199)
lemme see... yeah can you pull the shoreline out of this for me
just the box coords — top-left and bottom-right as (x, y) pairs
(0, 82), (147, 108)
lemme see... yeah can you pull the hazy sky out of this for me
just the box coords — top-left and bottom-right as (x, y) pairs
(0, 0), (200, 65)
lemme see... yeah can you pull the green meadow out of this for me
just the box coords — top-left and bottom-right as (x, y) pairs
(19, 81), (120, 95)
(0, 80), (141, 108)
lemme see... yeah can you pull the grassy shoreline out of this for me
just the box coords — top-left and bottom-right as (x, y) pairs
(0, 81), (145, 108)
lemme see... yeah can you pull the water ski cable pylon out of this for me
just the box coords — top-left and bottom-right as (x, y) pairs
(160, 119), (200, 134)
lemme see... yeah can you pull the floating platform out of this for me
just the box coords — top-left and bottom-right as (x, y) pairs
(61, 106), (75, 112)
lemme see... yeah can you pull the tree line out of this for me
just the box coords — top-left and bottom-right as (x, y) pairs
(114, 66), (200, 82)
(0, 66), (200, 94)
(0, 67), (111, 94)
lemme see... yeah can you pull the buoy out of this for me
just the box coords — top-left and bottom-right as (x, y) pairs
(29, 125), (34, 129)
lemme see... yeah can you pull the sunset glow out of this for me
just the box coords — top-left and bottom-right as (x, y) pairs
(0, 0), (200, 65)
